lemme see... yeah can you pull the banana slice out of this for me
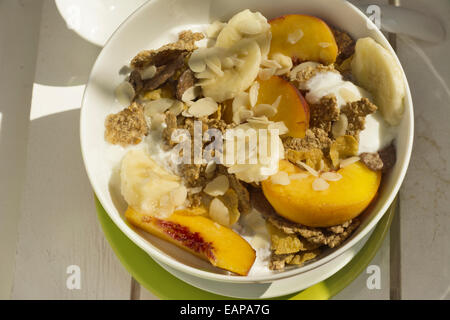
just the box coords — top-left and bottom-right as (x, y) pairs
(120, 149), (181, 217)
(215, 9), (271, 58)
(201, 39), (262, 102)
(351, 37), (405, 125)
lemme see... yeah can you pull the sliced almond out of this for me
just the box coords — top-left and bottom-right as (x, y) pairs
(298, 161), (319, 177)
(332, 114), (348, 138)
(272, 53), (293, 70)
(204, 175), (229, 196)
(287, 29), (304, 44)
(232, 92), (250, 113)
(140, 65), (157, 80)
(253, 104), (277, 118)
(181, 86), (200, 102)
(209, 198), (230, 226)
(114, 81), (135, 106)
(289, 173), (309, 180)
(289, 61), (320, 82)
(188, 48), (207, 73)
(271, 171), (290, 185)
(319, 42), (331, 48)
(188, 97), (218, 117)
(205, 161), (217, 178)
(258, 67), (276, 81)
(321, 172), (343, 182)
(272, 95), (282, 110)
(206, 20), (226, 39)
(195, 69), (216, 79)
(205, 56), (224, 77)
(249, 81), (260, 107)
(170, 185), (187, 206)
(144, 98), (174, 116)
(312, 177), (329, 191)
(340, 156), (360, 168)
(275, 67), (291, 76)
(261, 59), (282, 69)
(168, 100), (185, 116)
(238, 108), (254, 123)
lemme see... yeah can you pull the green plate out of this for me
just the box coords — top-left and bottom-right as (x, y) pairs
(96, 196), (396, 300)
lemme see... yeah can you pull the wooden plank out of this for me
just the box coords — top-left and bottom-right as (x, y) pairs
(12, 0), (131, 299)
(0, 0), (43, 299)
(395, 0), (450, 299)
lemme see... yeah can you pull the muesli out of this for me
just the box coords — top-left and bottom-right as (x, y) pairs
(105, 9), (405, 275)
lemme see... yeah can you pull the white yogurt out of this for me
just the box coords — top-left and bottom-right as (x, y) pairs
(302, 69), (397, 154)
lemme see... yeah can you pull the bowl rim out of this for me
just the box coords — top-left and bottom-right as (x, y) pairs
(80, 0), (414, 283)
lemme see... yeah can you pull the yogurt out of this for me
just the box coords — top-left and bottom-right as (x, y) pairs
(301, 68), (397, 154)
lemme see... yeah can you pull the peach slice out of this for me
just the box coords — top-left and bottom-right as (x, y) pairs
(256, 76), (309, 138)
(261, 160), (381, 227)
(269, 14), (338, 65)
(125, 207), (256, 276)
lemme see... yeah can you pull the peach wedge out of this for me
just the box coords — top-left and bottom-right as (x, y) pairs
(257, 76), (309, 138)
(125, 207), (256, 276)
(269, 14), (338, 65)
(261, 160), (381, 227)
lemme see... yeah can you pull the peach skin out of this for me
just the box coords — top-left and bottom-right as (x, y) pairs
(125, 207), (256, 276)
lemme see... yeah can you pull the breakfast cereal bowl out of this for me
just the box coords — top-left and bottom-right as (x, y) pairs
(80, 0), (413, 284)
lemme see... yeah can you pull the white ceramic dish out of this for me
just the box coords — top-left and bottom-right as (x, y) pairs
(55, 0), (147, 47)
(155, 231), (371, 298)
(80, 0), (413, 284)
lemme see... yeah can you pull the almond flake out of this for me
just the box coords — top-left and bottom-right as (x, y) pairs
(258, 67), (276, 81)
(232, 92), (250, 113)
(271, 171), (290, 185)
(261, 59), (282, 69)
(289, 61), (320, 82)
(206, 20), (226, 38)
(144, 98), (175, 116)
(312, 177), (329, 191)
(253, 104), (277, 118)
(268, 121), (288, 135)
(287, 29), (304, 44)
(140, 65), (157, 80)
(332, 114), (349, 138)
(188, 97), (218, 117)
(181, 86), (200, 102)
(289, 173), (309, 180)
(209, 198), (230, 226)
(170, 185), (187, 206)
(340, 156), (360, 168)
(204, 175), (229, 196)
(321, 172), (343, 182)
(275, 67), (291, 76)
(188, 48), (207, 72)
(298, 161), (319, 177)
(249, 82), (260, 107)
(272, 95), (282, 109)
(195, 69), (215, 79)
(205, 56), (224, 77)
(205, 161), (217, 178)
(168, 100), (185, 116)
(114, 81), (135, 106)
(272, 53), (293, 69)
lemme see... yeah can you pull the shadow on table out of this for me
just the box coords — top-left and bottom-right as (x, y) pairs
(33, 0), (101, 87)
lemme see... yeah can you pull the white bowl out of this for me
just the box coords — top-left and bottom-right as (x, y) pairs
(55, 0), (147, 47)
(80, 0), (414, 284)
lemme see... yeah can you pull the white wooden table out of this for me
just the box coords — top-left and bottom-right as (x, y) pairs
(1, 0), (448, 300)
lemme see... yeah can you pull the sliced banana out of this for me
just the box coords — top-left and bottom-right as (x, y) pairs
(120, 149), (181, 217)
(351, 37), (405, 125)
(215, 9), (271, 58)
(201, 39), (262, 102)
